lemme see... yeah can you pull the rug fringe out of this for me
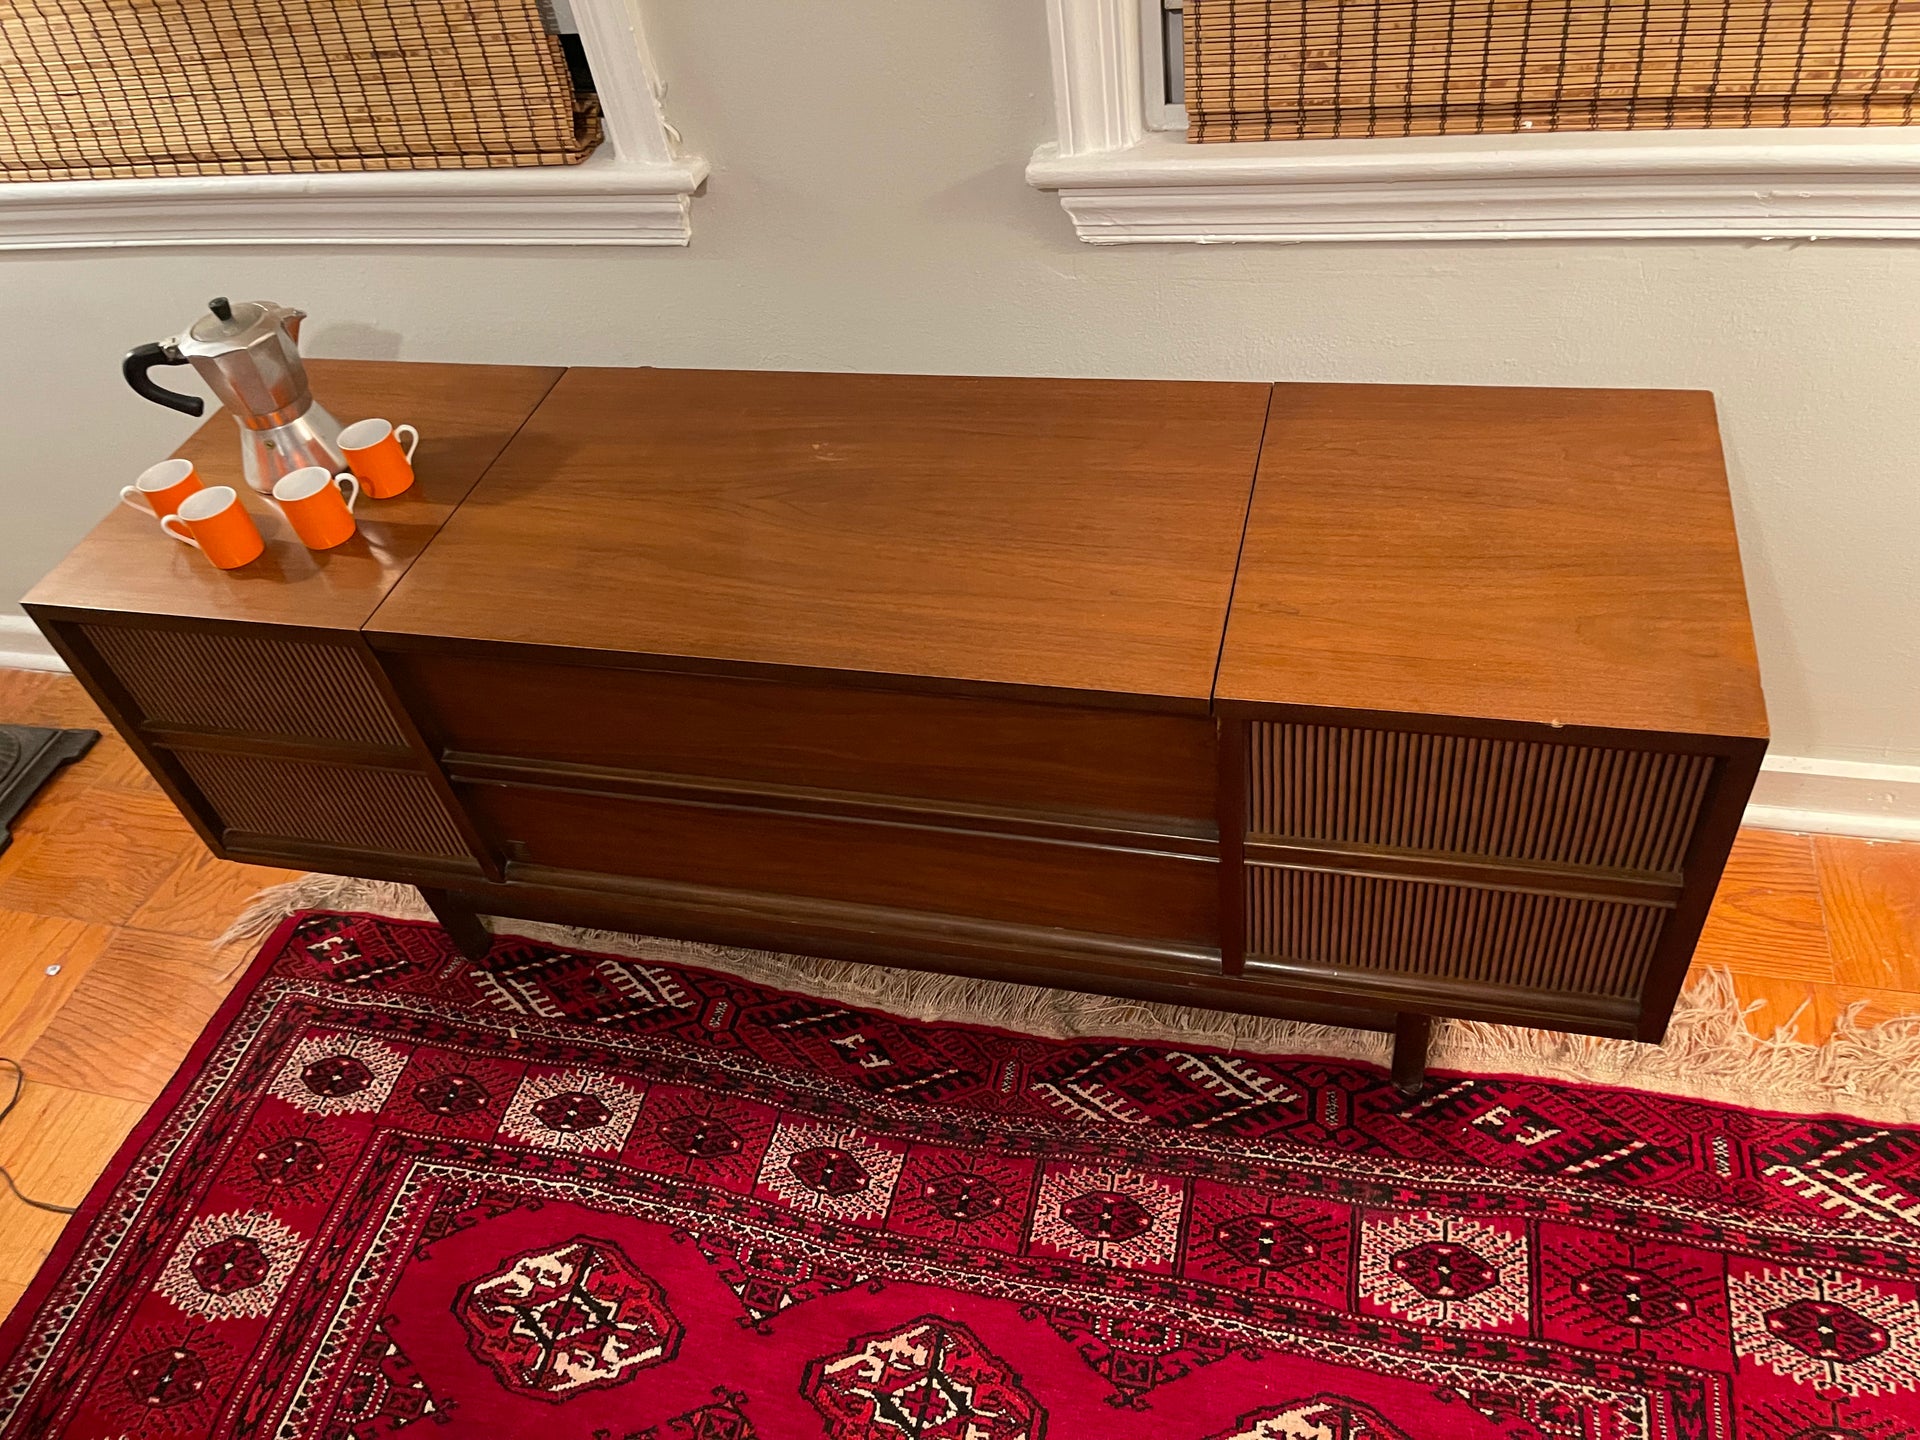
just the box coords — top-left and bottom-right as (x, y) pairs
(221, 875), (1920, 1124)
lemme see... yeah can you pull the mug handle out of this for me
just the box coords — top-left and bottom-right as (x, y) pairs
(120, 485), (149, 513)
(335, 472), (361, 513)
(160, 514), (201, 549)
(394, 423), (419, 462)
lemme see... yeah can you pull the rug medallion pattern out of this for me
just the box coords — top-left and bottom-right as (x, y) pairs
(3, 911), (1920, 1436)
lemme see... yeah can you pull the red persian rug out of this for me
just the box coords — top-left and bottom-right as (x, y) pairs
(4, 911), (1920, 1439)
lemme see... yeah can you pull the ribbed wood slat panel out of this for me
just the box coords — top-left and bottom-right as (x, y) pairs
(0, 0), (599, 182)
(1248, 866), (1667, 997)
(1248, 723), (1712, 875)
(83, 625), (406, 749)
(174, 750), (470, 861)
(1185, 0), (1920, 141)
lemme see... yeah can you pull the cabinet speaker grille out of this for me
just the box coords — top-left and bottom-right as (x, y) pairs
(83, 625), (406, 748)
(1248, 865), (1666, 998)
(173, 750), (470, 861)
(1249, 723), (1713, 875)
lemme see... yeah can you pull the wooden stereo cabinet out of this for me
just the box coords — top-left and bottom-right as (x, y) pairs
(26, 363), (1767, 1089)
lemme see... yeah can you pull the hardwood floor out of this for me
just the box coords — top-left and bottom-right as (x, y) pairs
(1, 666), (1917, 1326)
(0, 669), (299, 1323)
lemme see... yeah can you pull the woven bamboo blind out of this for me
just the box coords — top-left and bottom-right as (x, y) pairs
(1184, 0), (1920, 139)
(0, 0), (600, 181)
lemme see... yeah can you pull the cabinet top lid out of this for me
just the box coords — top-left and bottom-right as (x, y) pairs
(1216, 382), (1767, 740)
(367, 367), (1272, 709)
(24, 360), (563, 633)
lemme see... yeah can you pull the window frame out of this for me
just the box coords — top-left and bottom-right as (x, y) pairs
(0, 0), (705, 251)
(1029, 0), (1920, 244)
(1141, 0), (1186, 134)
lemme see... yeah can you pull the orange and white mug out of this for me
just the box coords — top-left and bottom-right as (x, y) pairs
(272, 466), (360, 550)
(120, 458), (202, 519)
(160, 486), (265, 570)
(337, 418), (419, 499)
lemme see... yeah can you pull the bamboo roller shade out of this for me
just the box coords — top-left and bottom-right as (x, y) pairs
(1184, 0), (1920, 139)
(0, 0), (600, 181)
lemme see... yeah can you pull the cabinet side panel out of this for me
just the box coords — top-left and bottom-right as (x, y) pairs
(33, 611), (493, 876)
(79, 623), (408, 748)
(1249, 721), (1712, 874)
(1247, 866), (1669, 1000)
(25, 612), (227, 851)
(1233, 713), (1763, 1031)
(1633, 739), (1767, 1039)
(172, 749), (473, 862)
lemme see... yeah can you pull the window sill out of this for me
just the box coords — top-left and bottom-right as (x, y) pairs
(1031, 101), (1920, 246)
(0, 1), (701, 251)
(0, 150), (709, 250)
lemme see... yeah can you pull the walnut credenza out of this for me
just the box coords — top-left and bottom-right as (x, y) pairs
(26, 363), (1767, 1088)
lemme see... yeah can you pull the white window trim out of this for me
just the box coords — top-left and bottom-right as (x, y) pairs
(1139, 0), (1185, 134)
(0, 0), (705, 251)
(1028, 0), (1920, 244)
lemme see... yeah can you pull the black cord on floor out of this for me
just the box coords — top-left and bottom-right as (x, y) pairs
(0, 1057), (78, 1216)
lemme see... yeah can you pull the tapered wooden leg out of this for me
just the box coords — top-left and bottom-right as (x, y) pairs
(1391, 1013), (1432, 1096)
(419, 886), (493, 963)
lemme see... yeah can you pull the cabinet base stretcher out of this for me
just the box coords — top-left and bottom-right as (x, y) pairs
(404, 878), (1444, 1092)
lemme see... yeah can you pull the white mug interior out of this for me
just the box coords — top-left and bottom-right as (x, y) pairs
(174, 485), (238, 523)
(274, 467), (340, 503)
(135, 457), (195, 492)
(337, 418), (395, 450)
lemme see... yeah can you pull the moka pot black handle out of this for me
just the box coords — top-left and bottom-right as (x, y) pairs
(123, 343), (206, 417)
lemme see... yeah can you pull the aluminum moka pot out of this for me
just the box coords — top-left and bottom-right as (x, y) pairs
(124, 297), (345, 494)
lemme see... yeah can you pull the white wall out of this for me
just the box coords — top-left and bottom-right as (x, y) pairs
(3, 0), (1917, 778)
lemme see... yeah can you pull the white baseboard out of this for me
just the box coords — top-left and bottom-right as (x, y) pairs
(0, 615), (65, 672)
(1744, 754), (1920, 842)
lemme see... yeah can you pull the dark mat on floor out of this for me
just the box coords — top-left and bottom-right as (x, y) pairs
(0, 724), (97, 854)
